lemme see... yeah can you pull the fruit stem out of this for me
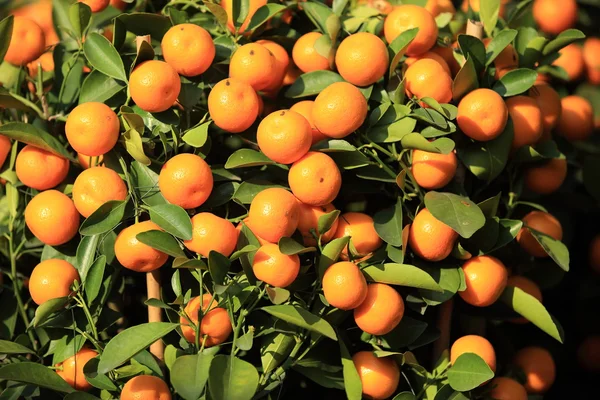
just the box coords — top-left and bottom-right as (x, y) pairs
(76, 293), (99, 343)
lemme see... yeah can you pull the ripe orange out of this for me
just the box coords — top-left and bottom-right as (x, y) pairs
(79, 0), (109, 12)
(451, 335), (496, 372)
(292, 32), (331, 73)
(431, 45), (461, 77)
(312, 82), (368, 138)
(532, 0), (577, 36)
(65, 102), (120, 157)
(256, 40), (290, 93)
(161, 24), (215, 77)
(323, 261), (368, 310)
(289, 100), (328, 144)
(333, 212), (383, 259)
(247, 188), (300, 243)
(158, 153), (213, 209)
(283, 61), (302, 86)
(583, 38), (600, 84)
(57, 348), (98, 391)
(556, 95), (594, 141)
(27, 51), (54, 78)
(352, 352), (400, 400)
(297, 202), (339, 246)
(589, 234), (600, 274)
(506, 96), (543, 150)
(15, 145), (69, 190)
(0, 136), (11, 168)
(459, 255), (508, 307)
(408, 208), (458, 261)
(354, 283), (404, 335)
(404, 58), (453, 105)
(288, 152), (341, 206)
(384, 5), (438, 56)
(257, 110), (312, 164)
(513, 347), (556, 394)
(4, 17), (45, 66)
(129, 60), (181, 113)
(412, 150), (457, 189)
(25, 190), (80, 246)
(72, 166), (127, 218)
(77, 153), (104, 169)
(528, 83), (562, 140)
(405, 51), (451, 75)
(552, 43), (584, 82)
(489, 377), (528, 400)
(517, 211), (563, 258)
(457, 88), (508, 141)
(436, 0), (456, 15)
(221, 0), (267, 34)
(207, 78), (260, 133)
(229, 43), (276, 92)
(335, 32), (389, 87)
(29, 259), (80, 305)
(120, 375), (172, 400)
(11, 0), (57, 47)
(180, 294), (232, 346)
(114, 221), (169, 272)
(253, 243), (300, 287)
(524, 158), (567, 195)
(577, 336), (600, 373)
(184, 212), (238, 257)
(237, 218), (271, 246)
(507, 275), (542, 324)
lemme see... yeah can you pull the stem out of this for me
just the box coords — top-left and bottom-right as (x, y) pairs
(76, 294), (99, 342)
(369, 150), (398, 179)
(75, 327), (103, 352)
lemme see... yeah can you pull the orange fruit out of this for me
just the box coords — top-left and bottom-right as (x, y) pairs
(459, 255), (508, 307)
(408, 208), (458, 261)
(556, 95), (594, 142)
(247, 188), (300, 243)
(312, 82), (368, 138)
(552, 43), (584, 81)
(431, 45), (461, 77)
(257, 110), (312, 164)
(424, 0), (439, 16)
(577, 336), (600, 373)
(489, 377), (528, 400)
(335, 32), (389, 87)
(65, 102), (120, 157)
(4, 17), (45, 66)
(333, 212), (383, 259)
(411, 149), (457, 189)
(384, 5), (438, 56)
(27, 51), (54, 77)
(256, 40), (290, 92)
(229, 43), (277, 91)
(221, 0), (267, 34)
(289, 100), (328, 144)
(528, 83), (562, 140)
(15, 145), (69, 190)
(507, 275), (542, 324)
(114, 221), (169, 272)
(253, 243), (300, 287)
(404, 59), (453, 105)
(237, 218), (271, 246)
(354, 283), (404, 335)
(158, 153), (213, 209)
(524, 158), (567, 195)
(292, 32), (331, 73)
(183, 212), (238, 257)
(436, 0), (456, 15)
(180, 294), (232, 346)
(323, 261), (368, 310)
(79, 0), (109, 12)
(451, 335), (496, 372)
(0, 136), (11, 168)
(288, 152), (341, 206)
(77, 153), (104, 169)
(11, 0), (56, 46)
(457, 88), (508, 142)
(283, 61), (302, 86)
(72, 166), (128, 218)
(129, 60), (181, 113)
(589, 234), (600, 274)
(161, 24), (215, 77)
(29, 259), (80, 305)
(25, 190), (80, 246)
(513, 347), (556, 394)
(120, 375), (172, 400)
(297, 202), (339, 246)
(533, 0), (577, 36)
(110, 0), (127, 10)
(517, 211), (563, 258)
(506, 96), (543, 150)
(583, 38), (600, 84)
(352, 352), (400, 400)
(405, 51), (451, 75)
(207, 78), (260, 133)
(57, 348), (98, 391)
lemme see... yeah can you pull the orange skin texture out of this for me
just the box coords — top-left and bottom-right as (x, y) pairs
(517, 211), (563, 258)
(312, 82), (368, 138)
(158, 153), (213, 209)
(25, 190), (80, 246)
(237, 218), (271, 246)
(431, 46), (461, 77)
(451, 335), (496, 372)
(436, 0), (455, 15)
(114, 221), (169, 272)
(352, 351), (400, 400)
(221, 0), (267, 34)
(507, 275), (542, 324)
(533, 0), (577, 36)
(283, 62), (302, 86)
(161, 24), (215, 77)
(292, 32), (331, 73)
(524, 158), (567, 195)
(384, 5), (438, 56)
(15, 145), (69, 190)
(247, 188), (300, 243)
(589, 235), (600, 274)
(77, 153), (104, 169)
(408, 208), (458, 262)
(79, 0), (109, 12)
(552, 43), (584, 82)
(556, 95), (594, 142)
(457, 89), (508, 142)
(0, 136), (11, 168)
(129, 60), (181, 113)
(405, 51), (451, 75)
(322, 261), (368, 310)
(180, 294), (232, 346)
(405, 59), (453, 105)
(257, 110), (312, 164)
(583, 38), (600, 84)
(4, 17), (45, 66)
(354, 283), (404, 336)
(459, 255), (508, 307)
(120, 375), (172, 400)
(58, 348), (98, 391)
(505, 96), (543, 150)
(27, 51), (54, 77)
(335, 32), (389, 87)
(578, 336), (600, 373)
(229, 43), (277, 92)
(288, 152), (342, 206)
(253, 243), (300, 287)
(65, 102), (120, 157)
(256, 40), (290, 93)
(29, 259), (80, 305)
(290, 100), (328, 144)
(72, 166), (128, 218)
(11, 0), (57, 46)
(411, 149), (457, 190)
(184, 212), (238, 258)
(208, 78), (260, 133)
(333, 212), (383, 259)
(513, 347), (556, 394)
(296, 202), (339, 246)
(529, 83), (562, 140)
(489, 377), (528, 400)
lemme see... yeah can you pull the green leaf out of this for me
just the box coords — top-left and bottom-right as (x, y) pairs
(208, 355), (259, 400)
(447, 353), (494, 391)
(171, 353), (214, 400)
(478, 194), (501, 218)
(514, 27), (539, 64)
(479, 0), (500, 38)
(123, 128), (151, 166)
(513, 140), (561, 163)
(149, 204), (193, 240)
(79, 200), (128, 236)
(130, 161), (166, 206)
(424, 192), (486, 239)
(233, 0), (250, 28)
(0, 123), (74, 161)
(85, 256), (106, 305)
(278, 237), (316, 255)
(33, 297), (69, 327)
(452, 57), (479, 102)
(64, 392), (101, 400)
(388, 28), (419, 79)
(485, 29), (518, 66)
(285, 71), (344, 98)
(394, 393), (417, 400)
(261, 305), (337, 340)
(203, 182), (238, 209)
(114, 12), (172, 40)
(401, 134), (455, 154)
(340, 340), (362, 400)
(182, 122), (210, 148)
(373, 199), (403, 246)
(52, 335), (86, 365)
(0, 362), (75, 393)
(245, 4), (287, 32)
(458, 35), (486, 72)
(76, 235), (99, 282)
(317, 210), (340, 238)
(204, 3), (228, 27)
(302, 1), (334, 34)
(261, 332), (295, 375)
(233, 180), (286, 204)
(0, 340), (35, 355)
(225, 149), (276, 169)
(529, 229), (570, 271)
(492, 68), (537, 97)
(237, 330), (254, 351)
(79, 70), (126, 104)
(362, 263), (443, 291)
(368, 117), (416, 143)
(488, 219), (522, 252)
(69, 2), (91, 39)
(83, 357), (118, 391)
(317, 236), (350, 278)
(542, 29), (586, 56)
(83, 33), (127, 82)
(137, 230), (185, 257)
(208, 251), (231, 285)
(0, 16), (14, 64)
(520, 36), (547, 69)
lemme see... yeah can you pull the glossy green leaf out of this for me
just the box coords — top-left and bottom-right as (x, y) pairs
(69, 2), (91, 39)
(0, 16), (14, 64)
(130, 161), (167, 206)
(182, 122), (210, 148)
(114, 12), (172, 40)
(485, 29), (518, 66)
(76, 235), (99, 281)
(79, 70), (126, 104)
(424, 192), (486, 239)
(225, 149), (276, 169)
(208, 355), (259, 400)
(542, 29), (586, 56)
(233, 180), (286, 204)
(458, 35), (486, 72)
(149, 203), (193, 240)
(452, 57), (479, 102)
(362, 263), (443, 291)
(0, 362), (75, 393)
(0, 340), (35, 355)
(317, 236), (350, 278)
(208, 251), (231, 285)
(388, 28), (419, 78)
(137, 230), (185, 257)
(245, 4), (286, 31)
(83, 33), (127, 81)
(479, 0), (501, 38)
(529, 229), (570, 272)
(317, 210), (341, 238)
(278, 237), (316, 255)
(447, 353), (494, 391)
(285, 71), (344, 98)
(492, 68), (537, 97)
(373, 199), (403, 246)
(171, 353), (214, 400)
(79, 200), (127, 236)
(34, 297), (69, 327)
(401, 134), (455, 154)
(302, 1), (334, 34)
(340, 340), (362, 400)
(85, 256), (106, 305)
(0, 123), (74, 161)
(260, 332), (295, 375)
(261, 305), (337, 340)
